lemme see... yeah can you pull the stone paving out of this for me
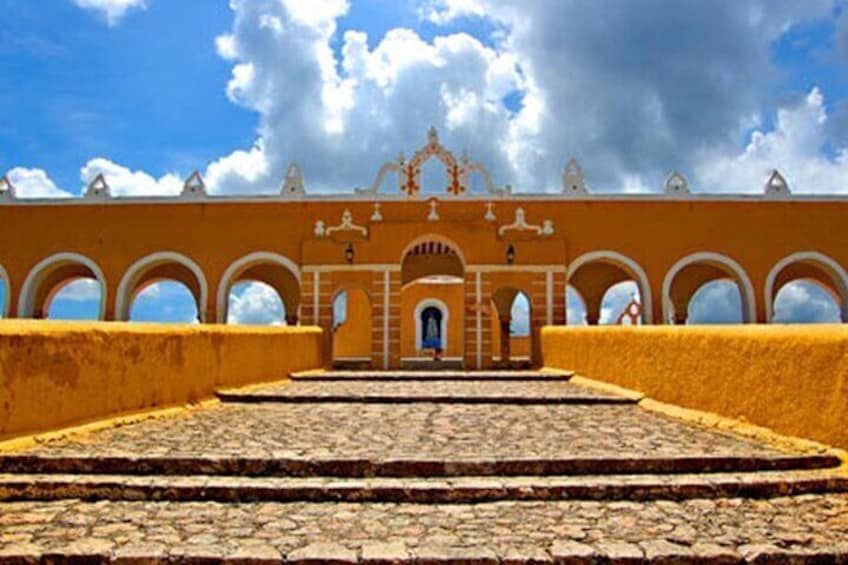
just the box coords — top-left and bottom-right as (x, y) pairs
(1, 371), (847, 563)
(217, 379), (633, 404)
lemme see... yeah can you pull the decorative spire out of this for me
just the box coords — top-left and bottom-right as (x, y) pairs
(281, 162), (306, 197)
(764, 169), (790, 198)
(663, 171), (689, 195)
(181, 171), (206, 199)
(562, 158), (587, 195)
(85, 173), (110, 199)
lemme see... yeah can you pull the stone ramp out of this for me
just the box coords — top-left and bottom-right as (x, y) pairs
(290, 369), (574, 380)
(1, 497), (848, 563)
(217, 379), (633, 404)
(1, 369), (847, 562)
(2, 469), (847, 504)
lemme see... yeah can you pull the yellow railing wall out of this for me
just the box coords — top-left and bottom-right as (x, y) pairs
(541, 325), (848, 449)
(0, 321), (324, 441)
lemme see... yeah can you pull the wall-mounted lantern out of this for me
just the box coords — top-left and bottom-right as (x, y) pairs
(345, 243), (355, 264)
(506, 244), (516, 265)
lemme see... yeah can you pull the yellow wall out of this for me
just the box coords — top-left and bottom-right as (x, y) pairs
(0, 321), (323, 441)
(400, 281), (464, 358)
(541, 325), (848, 449)
(333, 288), (372, 359)
(491, 311), (531, 359)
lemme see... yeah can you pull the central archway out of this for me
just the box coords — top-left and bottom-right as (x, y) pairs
(399, 235), (466, 368)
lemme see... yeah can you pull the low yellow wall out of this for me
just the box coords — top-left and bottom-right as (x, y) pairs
(541, 325), (848, 450)
(0, 321), (324, 440)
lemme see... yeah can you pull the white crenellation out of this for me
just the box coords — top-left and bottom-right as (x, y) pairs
(0, 175), (16, 201)
(764, 169), (791, 198)
(282, 163), (306, 198)
(181, 171), (207, 199)
(85, 174), (111, 200)
(562, 158), (588, 195)
(663, 171), (690, 195)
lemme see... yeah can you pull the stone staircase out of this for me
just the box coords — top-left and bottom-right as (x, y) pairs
(0, 370), (847, 563)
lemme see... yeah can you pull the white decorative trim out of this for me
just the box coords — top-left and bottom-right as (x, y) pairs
(84, 174), (110, 200)
(661, 251), (756, 324)
(370, 202), (383, 222)
(116, 251), (208, 322)
(0, 264), (10, 318)
(476, 271), (482, 369)
(383, 270), (390, 369)
(568, 251), (654, 324)
(663, 171), (690, 196)
(484, 202), (496, 222)
(467, 265), (566, 273)
(18, 252), (107, 319)
(320, 209), (368, 238)
(181, 171), (206, 200)
(498, 208), (554, 237)
(304, 264), (401, 273)
(764, 251), (848, 321)
(427, 198), (440, 222)
(546, 271), (553, 325)
(562, 158), (588, 195)
(216, 251), (301, 323)
(414, 298), (449, 353)
(281, 163), (306, 198)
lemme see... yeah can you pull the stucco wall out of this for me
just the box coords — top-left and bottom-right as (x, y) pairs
(541, 325), (848, 449)
(333, 287), (372, 359)
(0, 321), (323, 440)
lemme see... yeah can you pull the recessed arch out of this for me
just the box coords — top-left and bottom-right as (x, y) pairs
(414, 297), (449, 352)
(765, 251), (848, 322)
(18, 252), (107, 320)
(0, 264), (9, 318)
(662, 251), (756, 324)
(116, 251), (208, 322)
(567, 250), (653, 324)
(400, 234), (466, 286)
(216, 251), (301, 324)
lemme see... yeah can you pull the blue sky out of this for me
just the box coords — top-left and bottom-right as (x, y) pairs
(2, 0), (847, 324)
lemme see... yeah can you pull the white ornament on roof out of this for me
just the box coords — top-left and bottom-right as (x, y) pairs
(484, 202), (496, 222)
(85, 173), (111, 200)
(0, 175), (16, 201)
(181, 171), (206, 199)
(498, 207), (554, 237)
(281, 163), (306, 197)
(764, 169), (791, 198)
(562, 158), (588, 196)
(663, 171), (689, 195)
(427, 198), (440, 221)
(370, 202), (383, 222)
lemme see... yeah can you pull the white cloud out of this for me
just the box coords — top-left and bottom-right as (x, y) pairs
(72, 0), (146, 26)
(227, 282), (286, 325)
(687, 280), (744, 324)
(6, 167), (72, 198)
(52, 279), (102, 302)
(419, 0), (487, 25)
(696, 88), (848, 193)
(80, 158), (182, 197)
(772, 280), (841, 323)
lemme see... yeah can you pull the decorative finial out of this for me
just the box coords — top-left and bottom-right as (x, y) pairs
(427, 198), (440, 221)
(182, 171), (206, 198)
(0, 175), (16, 200)
(484, 202), (496, 222)
(85, 173), (110, 199)
(764, 169), (790, 198)
(371, 202), (383, 222)
(282, 162), (306, 197)
(562, 158), (587, 195)
(663, 171), (689, 195)
(427, 126), (439, 145)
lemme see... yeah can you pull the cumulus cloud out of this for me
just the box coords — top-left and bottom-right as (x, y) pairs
(696, 88), (848, 193)
(131, 282), (199, 323)
(772, 280), (841, 323)
(80, 158), (182, 197)
(72, 0), (146, 26)
(687, 280), (744, 324)
(6, 167), (72, 198)
(52, 279), (102, 302)
(227, 282), (286, 325)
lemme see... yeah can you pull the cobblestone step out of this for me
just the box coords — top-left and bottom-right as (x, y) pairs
(0, 453), (839, 478)
(1, 496), (848, 563)
(290, 369), (574, 381)
(1, 470), (846, 504)
(217, 379), (628, 405)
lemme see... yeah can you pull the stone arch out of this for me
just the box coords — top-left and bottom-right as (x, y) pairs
(663, 252), (756, 324)
(18, 252), (107, 319)
(765, 251), (848, 322)
(414, 297), (449, 352)
(567, 251), (653, 324)
(116, 251), (208, 322)
(400, 234), (466, 285)
(0, 263), (9, 318)
(216, 252), (301, 324)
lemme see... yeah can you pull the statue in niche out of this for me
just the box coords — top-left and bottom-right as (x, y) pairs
(421, 306), (443, 351)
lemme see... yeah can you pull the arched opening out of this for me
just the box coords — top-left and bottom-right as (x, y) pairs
(117, 252), (207, 322)
(19, 253), (107, 320)
(130, 281), (199, 323)
(566, 285), (587, 325)
(0, 265), (10, 318)
(599, 281), (642, 324)
(46, 279), (103, 320)
(332, 287), (373, 368)
(567, 251), (652, 325)
(663, 252), (755, 324)
(217, 252), (300, 325)
(400, 236), (465, 369)
(772, 280), (842, 323)
(226, 281), (286, 325)
(491, 288), (532, 367)
(686, 280), (743, 324)
(765, 252), (848, 322)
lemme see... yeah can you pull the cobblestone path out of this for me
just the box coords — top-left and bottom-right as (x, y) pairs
(0, 371), (846, 563)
